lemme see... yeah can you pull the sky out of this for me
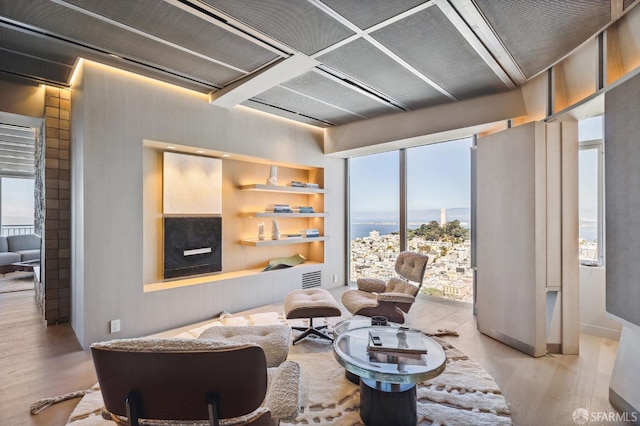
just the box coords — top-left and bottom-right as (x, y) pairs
(578, 115), (603, 224)
(350, 115), (603, 221)
(350, 137), (472, 216)
(1, 177), (35, 225)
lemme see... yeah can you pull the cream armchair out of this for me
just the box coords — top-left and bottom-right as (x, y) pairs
(342, 251), (429, 324)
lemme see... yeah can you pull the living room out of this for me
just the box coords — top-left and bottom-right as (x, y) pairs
(2, 1), (640, 425)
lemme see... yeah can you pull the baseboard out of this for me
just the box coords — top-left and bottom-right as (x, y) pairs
(609, 388), (640, 425)
(580, 323), (621, 341)
(478, 326), (538, 357)
(546, 343), (562, 354)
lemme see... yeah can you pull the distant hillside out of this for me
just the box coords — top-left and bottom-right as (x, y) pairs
(352, 208), (470, 225)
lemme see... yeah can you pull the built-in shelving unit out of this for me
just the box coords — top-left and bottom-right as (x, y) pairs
(143, 146), (328, 288)
(238, 176), (326, 253)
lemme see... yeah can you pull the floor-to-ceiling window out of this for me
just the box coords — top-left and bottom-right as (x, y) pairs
(578, 115), (604, 266)
(349, 138), (472, 302)
(1, 177), (35, 236)
(349, 150), (400, 282)
(407, 138), (472, 300)
(0, 124), (36, 236)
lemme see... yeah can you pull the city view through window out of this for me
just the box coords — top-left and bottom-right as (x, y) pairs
(349, 117), (604, 303)
(578, 115), (604, 266)
(349, 138), (473, 302)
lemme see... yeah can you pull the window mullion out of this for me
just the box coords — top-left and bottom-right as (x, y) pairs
(400, 148), (407, 252)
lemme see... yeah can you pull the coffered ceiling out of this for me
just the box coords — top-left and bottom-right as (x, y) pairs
(0, 0), (636, 127)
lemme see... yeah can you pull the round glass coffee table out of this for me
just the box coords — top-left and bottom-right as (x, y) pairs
(333, 318), (446, 426)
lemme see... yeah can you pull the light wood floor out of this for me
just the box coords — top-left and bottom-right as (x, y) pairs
(0, 285), (623, 426)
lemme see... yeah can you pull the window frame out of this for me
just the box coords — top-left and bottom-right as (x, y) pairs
(578, 138), (605, 267)
(347, 138), (473, 300)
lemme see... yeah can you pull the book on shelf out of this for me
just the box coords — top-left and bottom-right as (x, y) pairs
(292, 206), (315, 213)
(288, 181), (305, 187)
(367, 329), (428, 358)
(265, 204), (292, 213)
(282, 233), (302, 239)
(300, 228), (320, 238)
(303, 182), (319, 188)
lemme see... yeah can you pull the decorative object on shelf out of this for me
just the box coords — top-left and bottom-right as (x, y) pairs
(267, 165), (278, 185)
(263, 253), (306, 271)
(271, 219), (280, 240)
(258, 222), (265, 241)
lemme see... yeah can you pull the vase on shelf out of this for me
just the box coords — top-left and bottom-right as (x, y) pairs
(258, 222), (265, 241)
(267, 165), (278, 186)
(271, 219), (280, 240)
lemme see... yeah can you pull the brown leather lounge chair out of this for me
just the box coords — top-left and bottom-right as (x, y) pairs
(91, 338), (301, 426)
(342, 251), (429, 324)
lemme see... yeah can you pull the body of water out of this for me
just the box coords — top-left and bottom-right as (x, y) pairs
(579, 226), (598, 243)
(351, 223), (400, 239)
(352, 222), (598, 242)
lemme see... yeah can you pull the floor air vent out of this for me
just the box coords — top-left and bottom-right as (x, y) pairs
(302, 271), (321, 289)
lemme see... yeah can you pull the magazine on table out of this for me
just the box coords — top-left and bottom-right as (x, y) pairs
(367, 328), (428, 358)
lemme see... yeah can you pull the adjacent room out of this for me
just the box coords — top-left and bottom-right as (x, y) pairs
(1, 1), (639, 425)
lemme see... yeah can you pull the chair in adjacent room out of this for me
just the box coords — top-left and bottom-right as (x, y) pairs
(342, 251), (429, 324)
(91, 338), (301, 426)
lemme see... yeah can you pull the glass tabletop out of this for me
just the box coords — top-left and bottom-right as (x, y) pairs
(333, 325), (446, 385)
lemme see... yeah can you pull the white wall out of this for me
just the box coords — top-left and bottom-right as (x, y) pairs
(579, 266), (621, 340)
(70, 60), (345, 348)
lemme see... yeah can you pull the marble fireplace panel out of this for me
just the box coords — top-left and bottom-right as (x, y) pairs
(163, 216), (222, 279)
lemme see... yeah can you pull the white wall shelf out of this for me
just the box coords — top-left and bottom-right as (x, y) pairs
(240, 236), (327, 247)
(239, 212), (326, 218)
(239, 184), (325, 194)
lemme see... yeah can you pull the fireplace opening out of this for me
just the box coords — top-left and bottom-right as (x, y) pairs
(163, 216), (222, 279)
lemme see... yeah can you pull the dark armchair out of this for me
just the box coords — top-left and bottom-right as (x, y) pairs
(91, 338), (301, 426)
(342, 251), (429, 324)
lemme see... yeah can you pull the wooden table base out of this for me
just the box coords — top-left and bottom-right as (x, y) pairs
(359, 378), (417, 426)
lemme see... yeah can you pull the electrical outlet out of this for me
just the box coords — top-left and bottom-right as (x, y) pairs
(333, 274), (338, 283)
(110, 319), (121, 333)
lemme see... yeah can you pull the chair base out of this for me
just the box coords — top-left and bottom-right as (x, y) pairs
(291, 318), (333, 345)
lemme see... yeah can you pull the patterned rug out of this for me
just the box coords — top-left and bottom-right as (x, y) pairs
(283, 338), (512, 425)
(61, 312), (512, 425)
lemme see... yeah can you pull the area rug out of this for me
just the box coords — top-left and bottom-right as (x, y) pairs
(62, 312), (512, 425)
(0, 272), (34, 293)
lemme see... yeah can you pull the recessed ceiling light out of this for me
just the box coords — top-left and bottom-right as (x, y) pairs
(222, 154), (230, 157)
(196, 150), (205, 154)
(166, 145), (176, 150)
